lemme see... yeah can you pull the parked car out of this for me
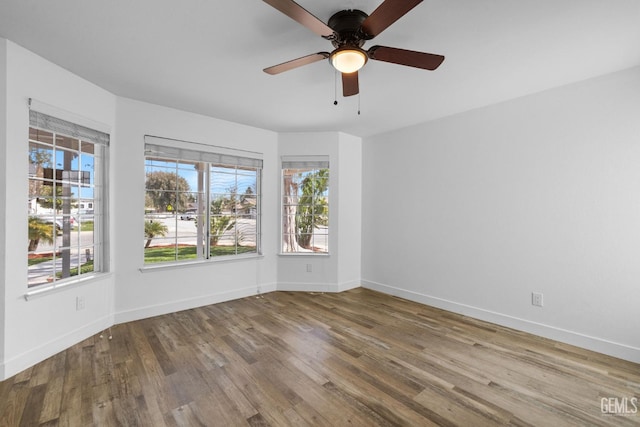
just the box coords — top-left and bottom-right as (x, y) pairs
(39, 215), (76, 232)
(180, 211), (196, 220)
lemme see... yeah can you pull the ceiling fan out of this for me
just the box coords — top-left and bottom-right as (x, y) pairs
(261, 0), (445, 97)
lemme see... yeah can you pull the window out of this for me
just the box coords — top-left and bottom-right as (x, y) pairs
(144, 139), (261, 265)
(28, 111), (108, 288)
(281, 157), (329, 254)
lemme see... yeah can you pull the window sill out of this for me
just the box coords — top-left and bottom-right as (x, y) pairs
(24, 272), (113, 301)
(140, 253), (264, 273)
(278, 252), (330, 257)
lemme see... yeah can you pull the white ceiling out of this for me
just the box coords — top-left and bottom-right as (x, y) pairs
(1, 0), (639, 137)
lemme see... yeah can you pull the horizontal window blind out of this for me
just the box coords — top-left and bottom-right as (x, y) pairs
(281, 156), (329, 169)
(29, 110), (110, 146)
(145, 136), (262, 169)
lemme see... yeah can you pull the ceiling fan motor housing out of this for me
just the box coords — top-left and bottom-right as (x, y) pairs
(328, 10), (370, 48)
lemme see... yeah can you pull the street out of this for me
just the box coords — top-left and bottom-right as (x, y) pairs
(28, 215), (328, 286)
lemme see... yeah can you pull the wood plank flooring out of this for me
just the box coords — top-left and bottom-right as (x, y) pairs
(1, 288), (639, 426)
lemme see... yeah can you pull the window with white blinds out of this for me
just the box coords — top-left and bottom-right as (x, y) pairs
(281, 156), (329, 254)
(27, 111), (108, 288)
(144, 137), (262, 264)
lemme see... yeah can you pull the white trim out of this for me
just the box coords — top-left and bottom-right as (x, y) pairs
(114, 284), (274, 324)
(277, 252), (331, 257)
(1, 313), (112, 380)
(24, 273), (114, 300)
(140, 254), (264, 273)
(8, 277), (639, 380)
(114, 280), (356, 327)
(337, 280), (361, 292)
(361, 279), (640, 364)
(277, 282), (339, 293)
(275, 281), (359, 293)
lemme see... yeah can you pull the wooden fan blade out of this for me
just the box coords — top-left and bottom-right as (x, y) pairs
(368, 45), (444, 70)
(262, 0), (334, 37)
(342, 72), (359, 97)
(361, 0), (423, 38)
(263, 52), (330, 75)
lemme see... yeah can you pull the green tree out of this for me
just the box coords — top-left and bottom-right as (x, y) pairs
(296, 169), (329, 249)
(211, 196), (224, 214)
(29, 146), (53, 166)
(144, 220), (168, 248)
(29, 139), (78, 278)
(209, 216), (235, 246)
(36, 185), (64, 211)
(145, 171), (192, 212)
(28, 146), (52, 203)
(28, 216), (55, 252)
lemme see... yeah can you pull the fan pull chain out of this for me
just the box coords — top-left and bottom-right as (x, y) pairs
(333, 70), (338, 105)
(358, 93), (361, 115)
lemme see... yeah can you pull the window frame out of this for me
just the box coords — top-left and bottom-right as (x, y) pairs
(27, 110), (109, 290)
(143, 139), (262, 267)
(280, 156), (330, 255)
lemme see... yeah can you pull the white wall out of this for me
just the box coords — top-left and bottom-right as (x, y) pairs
(0, 39), (363, 379)
(362, 66), (640, 362)
(277, 132), (362, 292)
(337, 133), (362, 288)
(2, 40), (116, 378)
(0, 40), (7, 378)
(112, 98), (279, 323)
(5, 34), (636, 380)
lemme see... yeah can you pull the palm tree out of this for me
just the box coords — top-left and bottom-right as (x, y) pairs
(210, 216), (235, 246)
(144, 220), (168, 248)
(28, 216), (55, 252)
(296, 169), (329, 249)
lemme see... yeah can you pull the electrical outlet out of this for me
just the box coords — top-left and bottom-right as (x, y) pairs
(531, 292), (544, 307)
(306, 263), (312, 273)
(76, 296), (86, 311)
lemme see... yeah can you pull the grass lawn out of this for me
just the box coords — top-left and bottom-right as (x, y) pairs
(28, 256), (53, 266)
(144, 245), (256, 263)
(73, 221), (94, 232)
(55, 259), (94, 278)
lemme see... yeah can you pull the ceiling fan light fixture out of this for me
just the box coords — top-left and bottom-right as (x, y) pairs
(331, 47), (368, 73)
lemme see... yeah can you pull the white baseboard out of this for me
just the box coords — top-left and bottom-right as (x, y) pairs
(276, 280), (360, 293)
(2, 314), (112, 380)
(114, 280), (359, 325)
(114, 283), (277, 324)
(10, 278), (633, 382)
(337, 280), (361, 292)
(361, 279), (640, 364)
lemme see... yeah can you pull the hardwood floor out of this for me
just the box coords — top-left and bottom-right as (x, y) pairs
(1, 288), (639, 426)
